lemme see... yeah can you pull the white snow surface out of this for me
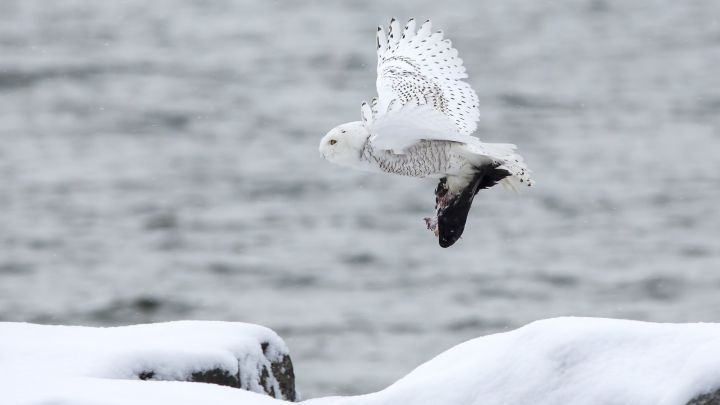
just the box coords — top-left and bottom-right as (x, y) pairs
(10, 377), (284, 405)
(4, 318), (720, 405)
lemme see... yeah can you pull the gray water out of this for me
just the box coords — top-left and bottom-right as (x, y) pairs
(1, 0), (719, 398)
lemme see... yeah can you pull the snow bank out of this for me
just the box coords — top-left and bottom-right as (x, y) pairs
(306, 317), (720, 405)
(10, 377), (286, 405)
(0, 321), (296, 403)
(4, 317), (720, 405)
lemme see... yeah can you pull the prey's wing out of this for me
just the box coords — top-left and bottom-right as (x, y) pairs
(374, 18), (480, 136)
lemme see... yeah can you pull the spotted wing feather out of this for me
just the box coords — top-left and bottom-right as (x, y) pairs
(375, 18), (480, 136)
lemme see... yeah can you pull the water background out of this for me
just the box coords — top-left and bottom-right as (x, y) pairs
(1, 0), (719, 398)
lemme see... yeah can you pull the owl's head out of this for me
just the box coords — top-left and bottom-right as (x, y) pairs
(319, 121), (370, 168)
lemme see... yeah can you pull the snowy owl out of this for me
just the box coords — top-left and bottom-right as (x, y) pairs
(319, 18), (532, 248)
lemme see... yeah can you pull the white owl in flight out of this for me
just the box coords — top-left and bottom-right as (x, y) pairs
(319, 18), (532, 248)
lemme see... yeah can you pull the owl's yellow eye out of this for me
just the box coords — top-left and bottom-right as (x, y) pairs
(329, 139), (337, 145)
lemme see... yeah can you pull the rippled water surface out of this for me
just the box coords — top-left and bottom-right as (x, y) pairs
(1, 0), (719, 397)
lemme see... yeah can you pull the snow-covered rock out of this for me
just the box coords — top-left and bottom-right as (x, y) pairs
(305, 317), (720, 405)
(5, 317), (720, 405)
(0, 321), (296, 402)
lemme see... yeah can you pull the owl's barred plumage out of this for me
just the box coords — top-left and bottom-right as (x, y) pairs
(361, 139), (462, 178)
(319, 18), (533, 247)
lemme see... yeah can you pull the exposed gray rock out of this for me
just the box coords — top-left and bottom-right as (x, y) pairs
(688, 389), (720, 405)
(268, 352), (296, 401)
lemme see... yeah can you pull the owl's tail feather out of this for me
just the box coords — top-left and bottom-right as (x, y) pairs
(433, 163), (511, 248)
(470, 142), (533, 191)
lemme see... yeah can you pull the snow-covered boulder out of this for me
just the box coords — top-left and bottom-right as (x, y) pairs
(0, 321), (296, 402)
(306, 317), (720, 405)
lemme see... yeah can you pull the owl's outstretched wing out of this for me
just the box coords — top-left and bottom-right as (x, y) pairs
(373, 18), (480, 137)
(360, 101), (478, 153)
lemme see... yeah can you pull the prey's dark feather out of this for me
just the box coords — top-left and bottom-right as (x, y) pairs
(436, 164), (510, 248)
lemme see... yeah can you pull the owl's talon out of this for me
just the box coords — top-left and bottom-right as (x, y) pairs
(424, 217), (439, 236)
